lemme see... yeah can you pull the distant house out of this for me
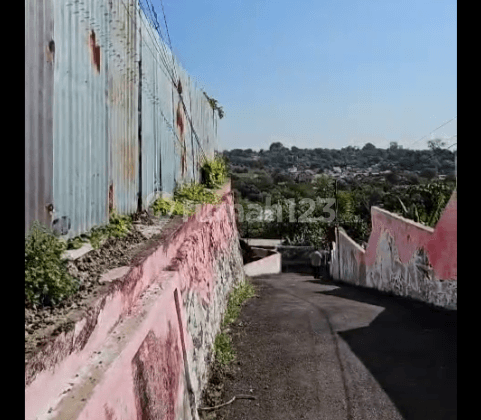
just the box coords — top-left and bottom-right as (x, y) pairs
(332, 166), (341, 173)
(288, 166), (297, 173)
(296, 170), (315, 183)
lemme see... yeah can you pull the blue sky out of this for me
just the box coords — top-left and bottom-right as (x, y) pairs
(152, 0), (457, 151)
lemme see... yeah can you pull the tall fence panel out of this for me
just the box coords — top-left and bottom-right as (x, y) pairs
(178, 65), (195, 184)
(25, 0), (55, 234)
(52, 0), (111, 238)
(108, 0), (140, 216)
(27, 0), (220, 238)
(139, 9), (178, 199)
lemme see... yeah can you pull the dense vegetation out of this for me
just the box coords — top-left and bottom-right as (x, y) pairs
(152, 155), (228, 217)
(226, 142), (456, 248)
(224, 140), (455, 176)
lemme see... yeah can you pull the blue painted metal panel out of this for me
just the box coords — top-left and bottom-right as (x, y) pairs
(108, 0), (139, 216)
(30, 0), (220, 239)
(52, 0), (110, 238)
(139, 8), (176, 199)
(139, 10), (161, 205)
(25, 0), (55, 234)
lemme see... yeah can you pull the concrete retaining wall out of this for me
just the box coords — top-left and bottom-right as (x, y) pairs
(244, 248), (282, 277)
(331, 191), (457, 309)
(25, 182), (245, 420)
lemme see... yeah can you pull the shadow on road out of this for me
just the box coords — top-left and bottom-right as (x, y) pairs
(314, 278), (457, 420)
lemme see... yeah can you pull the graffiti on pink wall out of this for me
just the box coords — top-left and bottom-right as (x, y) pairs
(332, 191), (456, 309)
(365, 191), (457, 281)
(25, 181), (245, 420)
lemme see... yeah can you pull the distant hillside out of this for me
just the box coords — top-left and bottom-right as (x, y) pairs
(223, 141), (456, 179)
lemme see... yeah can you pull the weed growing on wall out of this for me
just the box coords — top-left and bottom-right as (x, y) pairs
(214, 333), (235, 366)
(66, 236), (88, 250)
(151, 196), (188, 217)
(66, 212), (133, 250)
(222, 279), (257, 326)
(107, 211), (133, 237)
(25, 222), (79, 307)
(151, 182), (222, 217)
(201, 155), (229, 189)
(212, 278), (256, 366)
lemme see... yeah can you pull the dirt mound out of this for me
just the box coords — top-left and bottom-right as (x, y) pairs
(25, 213), (170, 361)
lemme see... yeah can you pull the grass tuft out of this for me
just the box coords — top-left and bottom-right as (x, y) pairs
(213, 278), (256, 366)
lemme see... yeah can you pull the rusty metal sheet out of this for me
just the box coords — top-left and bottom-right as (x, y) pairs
(52, 0), (111, 237)
(108, 0), (139, 216)
(139, 8), (177, 199)
(25, 0), (55, 234)
(28, 0), (220, 240)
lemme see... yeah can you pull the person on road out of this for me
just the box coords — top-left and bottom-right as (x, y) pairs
(310, 249), (324, 279)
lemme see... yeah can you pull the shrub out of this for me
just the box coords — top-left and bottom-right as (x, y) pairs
(78, 212), (133, 249)
(106, 211), (132, 238)
(214, 333), (235, 365)
(151, 196), (188, 217)
(151, 182), (222, 217)
(201, 155), (228, 189)
(222, 279), (256, 326)
(420, 167), (437, 180)
(25, 222), (78, 307)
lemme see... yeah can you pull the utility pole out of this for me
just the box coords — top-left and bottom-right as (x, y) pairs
(455, 150), (457, 189)
(334, 178), (341, 281)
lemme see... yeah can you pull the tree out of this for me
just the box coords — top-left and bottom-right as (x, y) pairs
(385, 171), (400, 185)
(420, 167), (437, 180)
(269, 142), (284, 152)
(427, 138), (447, 151)
(362, 142), (377, 151)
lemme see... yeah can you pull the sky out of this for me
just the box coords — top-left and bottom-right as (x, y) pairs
(151, 0), (457, 151)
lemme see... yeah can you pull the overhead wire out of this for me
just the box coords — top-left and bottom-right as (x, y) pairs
(407, 116), (457, 149)
(105, 0), (214, 162)
(369, 116), (457, 150)
(137, 0), (209, 160)
(159, 0), (178, 82)
(141, 0), (178, 83)
(118, 0), (213, 160)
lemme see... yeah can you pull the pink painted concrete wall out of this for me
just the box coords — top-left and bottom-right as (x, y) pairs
(25, 181), (246, 420)
(331, 191), (457, 309)
(244, 249), (282, 277)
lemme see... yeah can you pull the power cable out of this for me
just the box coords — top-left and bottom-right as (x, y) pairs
(407, 116), (457, 149)
(72, 0), (214, 161)
(158, 0), (178, 82)
(138, 1), (211, 160)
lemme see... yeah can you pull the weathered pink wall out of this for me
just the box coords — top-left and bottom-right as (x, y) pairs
(331, 191), (457, 309)
(244, 250), (282, 277)
(366, 190), (457, 281)
(25, 181), (246, 420)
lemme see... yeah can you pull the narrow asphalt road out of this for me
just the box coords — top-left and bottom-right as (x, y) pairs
(219, 271), (456, 420)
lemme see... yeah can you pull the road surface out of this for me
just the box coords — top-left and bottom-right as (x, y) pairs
(218, 272), (456, 420)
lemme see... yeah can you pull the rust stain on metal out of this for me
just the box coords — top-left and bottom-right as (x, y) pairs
(118, 139), (137, 182)
(89, 30), (101, 73)
(109, 183), (114, 215)
(176, 102), (187, 178)
(45, 40), (55, 63)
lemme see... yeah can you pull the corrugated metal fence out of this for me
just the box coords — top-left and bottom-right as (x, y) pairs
(25, 0), (219, 238)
